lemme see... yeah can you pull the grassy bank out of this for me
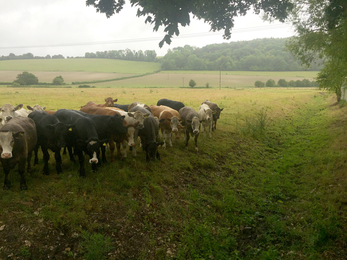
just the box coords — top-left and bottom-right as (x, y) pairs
(0, 88), (346, 259)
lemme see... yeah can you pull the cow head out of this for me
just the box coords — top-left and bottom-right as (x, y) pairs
(0, 104), (23, 125)
(46, 122), (73, 148)
(27, 105), (46, 112)
(213, 108), (224, 120)
(187, 116), (201, 135)
(130, 111), (149, 129)
(76, 139), (100, 164)
(0, 131), (24, 159)
(104, 97), (118, 107)
(110, 115), (128, 134)
(145, 141), (164, 162)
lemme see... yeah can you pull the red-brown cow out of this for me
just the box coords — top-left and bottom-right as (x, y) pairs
(150, 105), (182, 148)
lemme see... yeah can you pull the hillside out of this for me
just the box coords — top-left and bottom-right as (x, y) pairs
(160, 38), (323, 71)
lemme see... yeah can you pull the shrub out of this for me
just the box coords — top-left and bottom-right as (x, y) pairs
(78, 85), (91, 88)
(206, 82), (210, 88)
(52, 76), (64, 85)
(254, 80), (265, 88)
(288, 80), (296, 87)
(266, 79), (276, 88)
(278, 79), (288, 87)
(13, 71), (38, 85)
(189, 79), (196, 88)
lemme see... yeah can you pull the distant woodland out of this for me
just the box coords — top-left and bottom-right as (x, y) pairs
(0, 38), (322, 71)
(160, 38), (322, 71)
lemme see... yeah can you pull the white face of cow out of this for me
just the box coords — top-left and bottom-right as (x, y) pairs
(127, 126), (136, 147)
(0, 104), (22, 125)
(191, 116), (201, 135)
(170, 116), (180, 132)
(133, 111), (148, 129)
(0, 131), (15, 159)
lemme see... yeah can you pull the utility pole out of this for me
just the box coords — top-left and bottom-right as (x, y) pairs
(219, 70), (221, 90)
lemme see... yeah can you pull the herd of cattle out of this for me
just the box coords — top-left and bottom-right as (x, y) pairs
(0, 98), (223, 190)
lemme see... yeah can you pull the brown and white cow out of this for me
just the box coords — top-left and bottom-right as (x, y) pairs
(201, 100), (224, 131)
(150, 105), (182, 148)
(0, 103), (25, 126)
(0, 117), (37, 190)
(198, 103), (213, 138)
(179, 106), (201, 152)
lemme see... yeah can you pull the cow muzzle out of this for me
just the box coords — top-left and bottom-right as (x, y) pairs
(1, 152), (12, 159)
(5, 116), (12, 122)
(193, 129), (199, 135)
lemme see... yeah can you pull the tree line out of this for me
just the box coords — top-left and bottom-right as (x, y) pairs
(84, 49), (157, 62)
(0, 53), (65, 60)
(160, 38), (322, 71)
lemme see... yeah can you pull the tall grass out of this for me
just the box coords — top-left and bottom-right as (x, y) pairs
(0, 88), (347, 259)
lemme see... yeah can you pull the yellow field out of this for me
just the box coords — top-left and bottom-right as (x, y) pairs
(0, 87), (325, 130)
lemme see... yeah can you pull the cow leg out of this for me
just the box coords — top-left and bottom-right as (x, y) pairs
(121, 140), (127, 158)
(162, 130), (167, 149)
(101, 145), (107, 164)
(2, 161), (11, 190)
(76, 151), (86, 178)
(185, 130), (190, 147)
(109, 140), (116, 162)
(156, 150), (161, 161)
(55, 148), (63, 174)
(34, 144), (39, 165)
(27, 151), (33, 174)
(194, 134), (199, 152)
(18, 158), (27, 190)
(209, 121), (213, 138)
(41, 146), (50, 175)
(67, 145), (75, 163)
(168, 131), (173, 147)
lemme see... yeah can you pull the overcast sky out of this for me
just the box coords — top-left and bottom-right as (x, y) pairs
(0, 0), (295, 58)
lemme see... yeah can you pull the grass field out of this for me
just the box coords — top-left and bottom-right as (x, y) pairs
(0, 87), (347, 259)
(0, 59), (318, 87)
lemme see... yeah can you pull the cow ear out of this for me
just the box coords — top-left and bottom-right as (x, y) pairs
(113, 99), (118, 102)
(42, 106), (46, 110)
(121, 115), (125, 120)
(212, 110), (217, 114)
(15, 104), (23, 110)
(220, 108), (224, 111)
(27, 105), (33, 111)
(13, 131), (25, 139)
(100, 139), (109, 146)
(127, 112), (134, 117)
(156, 142), (164, 147)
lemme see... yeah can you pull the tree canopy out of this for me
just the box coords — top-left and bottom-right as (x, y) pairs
(86, 0), (294, 47)
(286, 0), (347, 100)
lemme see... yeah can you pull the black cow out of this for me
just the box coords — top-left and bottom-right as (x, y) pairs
(114, 104), (130, 111)
(179, 106), (201, 152)
(75, 110), (128, 163)
(157, 98), (185, 112)
(28, 111), (72, 175)
(0, 117), (37, 190)
(138, 116), (163, 162)
(201, 100), (224, 131)
(54, 109), (102, 177)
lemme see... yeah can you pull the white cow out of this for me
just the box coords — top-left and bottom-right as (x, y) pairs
(198, 103), (213, 138)
(0, 103), (26, 126)
(27, 104), (46, 113)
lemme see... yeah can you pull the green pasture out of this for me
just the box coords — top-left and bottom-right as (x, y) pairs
(0, 58), (161, 74)
(1, 87), (347, 259)
(0, 59), (318, 87)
